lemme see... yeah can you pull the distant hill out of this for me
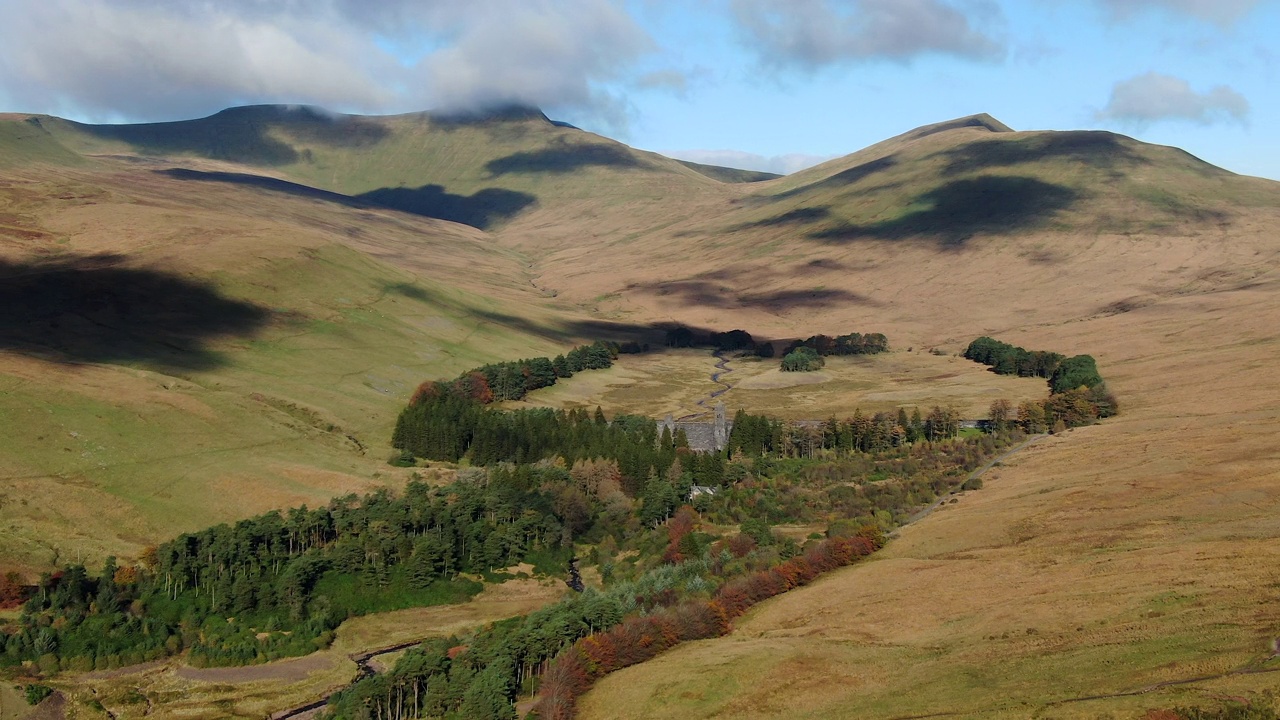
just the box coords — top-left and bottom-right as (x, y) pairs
(26, 104), (726, 230)
(675, 159), (783, 183)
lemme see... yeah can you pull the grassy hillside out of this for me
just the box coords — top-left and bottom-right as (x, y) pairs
(0, 115), (85, 169)
(579, 276), (1280, 719)
(524, 114), (1280, 347)
(34, 105), (729, 231)
(0, 156), (586, 573)
(4, 107), (1280, 718)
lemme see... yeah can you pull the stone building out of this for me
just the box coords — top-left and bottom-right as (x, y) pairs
(659, 401), (733, 452)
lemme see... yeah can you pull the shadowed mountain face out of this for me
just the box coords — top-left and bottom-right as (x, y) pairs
(358, 185), (536, 228)
(938, 131), (1151, 176)
(486, 140), (648, 176)
(159, 168), (536, 229)
(0, 255), (269, 369)
(810, 176), (1080, 248)
(63, 106), (390, 166)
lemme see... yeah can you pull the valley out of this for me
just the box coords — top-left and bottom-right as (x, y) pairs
(1, 105), (1279, 719)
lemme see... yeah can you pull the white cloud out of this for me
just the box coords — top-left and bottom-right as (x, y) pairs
(729, 0), (1004, 69)
(0, 0), (654, 126)
(1096, 0), (1265, 26)
(663, 149), (840, 175)
(1098, 72), (1249, 124)
(417, 1), (652, 120)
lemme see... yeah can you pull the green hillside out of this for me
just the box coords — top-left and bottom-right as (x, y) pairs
(0, 115), (85, 168)
(36, 105), (725, 229)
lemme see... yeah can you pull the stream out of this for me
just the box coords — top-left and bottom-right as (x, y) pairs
(677, 350), (735, 421)
(269, 641), (425, 720)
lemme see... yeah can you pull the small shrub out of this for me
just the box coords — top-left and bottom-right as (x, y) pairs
(24, 684), (53, 706)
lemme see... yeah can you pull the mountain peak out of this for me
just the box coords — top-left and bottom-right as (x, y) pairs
(901, 113), (1014, 143)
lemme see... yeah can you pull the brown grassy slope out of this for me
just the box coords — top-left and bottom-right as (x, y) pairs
(580, 279), (1280, 718)
(569, 122), (1280, 718)
(517, 117), (1280, 345)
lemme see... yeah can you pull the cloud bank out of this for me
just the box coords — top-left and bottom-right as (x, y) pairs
(729, 0), (1005, 69)
(1096, 0), (1265, 26)
(1098, 72), (1249, 124)
(0, 0), (655, 125)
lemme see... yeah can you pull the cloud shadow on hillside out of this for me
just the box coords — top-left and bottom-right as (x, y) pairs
(939, 132), (1147, 176)
(73, 106), (390, 166)
(735, 206), (833, 230)
(358, 185), (536, 230)
(159, 169), (536, 230)
(486, 141), (646, 176)
(465, 311), (723, 348)
(631, 279), (879, 311)
(810, 176), (1079, 248)
(0, 254), (270, 370)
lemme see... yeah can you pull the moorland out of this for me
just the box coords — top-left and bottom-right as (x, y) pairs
(1, 105), (1279, 719)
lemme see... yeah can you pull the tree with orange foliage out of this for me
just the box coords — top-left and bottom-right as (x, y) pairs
(0, 571), (26, 609)
(113, 565), (140, 587)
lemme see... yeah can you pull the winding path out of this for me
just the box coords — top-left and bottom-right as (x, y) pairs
(677, 350), (735, 421)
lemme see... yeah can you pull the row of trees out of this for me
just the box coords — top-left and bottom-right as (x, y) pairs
(782, 332), (889, 358)
(530, 529), (883, 719)
(963, 336), (1065, 379)
(419, 341), (622, 406)
(727, 406), (964, 459)
(665, 326), (773, 357)
(391, 397), (700, 492)
(963, 336), (1106, 394)
(964, 336), (1116, 427)
(990, 386), (1118, 434)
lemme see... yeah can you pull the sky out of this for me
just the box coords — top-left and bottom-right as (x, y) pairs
(0, 0), (1276, 179)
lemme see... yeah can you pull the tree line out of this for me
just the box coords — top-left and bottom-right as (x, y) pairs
(423, 341), (624, 405)
(964, 336), (1118, 429)
(782, 332), (889, 358)
(727, 406), (963, 459)
(4, 473), (581, 672)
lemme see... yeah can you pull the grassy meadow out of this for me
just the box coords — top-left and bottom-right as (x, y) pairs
(508, 348), (1048, 421)
(0, 160), (579, 574)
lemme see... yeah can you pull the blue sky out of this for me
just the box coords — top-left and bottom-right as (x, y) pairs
(0, 0), (1275, 178)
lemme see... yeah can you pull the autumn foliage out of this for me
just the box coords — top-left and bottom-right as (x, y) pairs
(0, 571), (27, 609)
(530, 530), (882, 719)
